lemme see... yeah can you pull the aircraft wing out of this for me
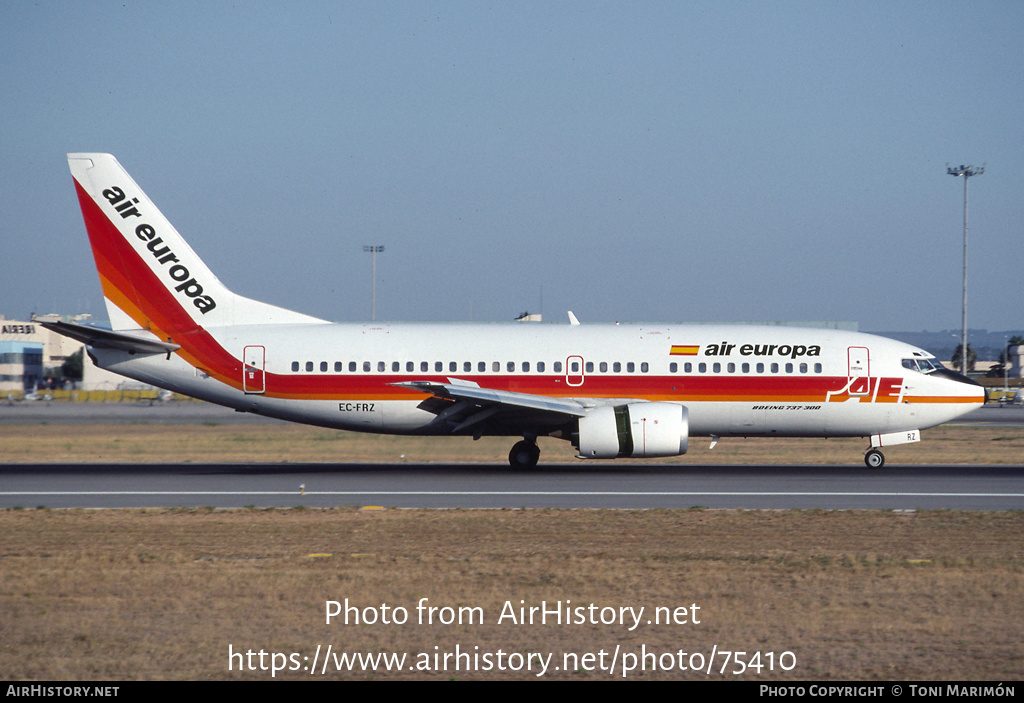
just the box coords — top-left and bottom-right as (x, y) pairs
(390, 380), (587, 434)
(37, 319), (181, 355)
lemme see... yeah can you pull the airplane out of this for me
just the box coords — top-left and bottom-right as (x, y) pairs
(43, 153), (986, 469)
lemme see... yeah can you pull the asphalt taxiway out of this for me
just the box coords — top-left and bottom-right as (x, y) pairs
(2, 400), (1021, 510)
(2, 462), (1021, 510)
(2, 398), (1022, 425)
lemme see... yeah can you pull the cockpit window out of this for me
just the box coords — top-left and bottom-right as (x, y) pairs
(902, 358), (940, 374)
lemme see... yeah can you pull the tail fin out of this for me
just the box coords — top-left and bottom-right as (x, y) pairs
(67, 154), (323, 336)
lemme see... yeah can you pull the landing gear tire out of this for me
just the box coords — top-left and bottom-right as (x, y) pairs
(509, 440), (540, 468)
(864, 449), (885, 469)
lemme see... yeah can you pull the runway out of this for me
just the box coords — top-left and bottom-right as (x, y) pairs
(3, 399), (1023, 425)
(2, 462), (1021, 510)
(2, 401), (1022, 510)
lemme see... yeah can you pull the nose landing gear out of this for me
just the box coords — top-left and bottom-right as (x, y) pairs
(864, 448), (885, 469)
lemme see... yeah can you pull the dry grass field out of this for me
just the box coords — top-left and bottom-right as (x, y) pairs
(1, 421), (1022, 681)
(0, 508), (1022, 681)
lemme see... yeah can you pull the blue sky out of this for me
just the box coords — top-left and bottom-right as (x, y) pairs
(2, 1), (1021, 331)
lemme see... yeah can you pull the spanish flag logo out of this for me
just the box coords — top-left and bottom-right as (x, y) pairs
(670, 345), (700, 356)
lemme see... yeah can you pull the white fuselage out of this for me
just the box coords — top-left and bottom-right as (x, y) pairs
(91, 321), (984, 441)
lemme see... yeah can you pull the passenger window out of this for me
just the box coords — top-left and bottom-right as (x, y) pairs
(523, 362), (530, 372)
(464, 361), (472, 372)
(585, 361), (593, 372)
(757, 363), (764, 373)
(627, 362), (635, 373)
(684, 362), (692, 373)
(554, 362), (562, 373)
(406, 361), (414, 372)
(449, 361), (457, 372)
(305, 361), (313, 372)
(421, 361), (428, 372)
(363, 361), (371, 372)
(393, 361), (401, 372)
(669, 362), (677, 373)
(335, 362), (342, 372)
(727, 363), (735, 373)
(435, 361), (443, 372)
(320, 361), (328, 372)
(508, 361), (515, 372)
(613, 362), (621, 373)
(478, 361), (486, 372)
(641, 362), (649, 373)
(814, 363), (822, 373)
(785, 363), (793, 373)
(537, 361), (545, 372)
(742, 363), (749, 373)
(800, 363), (807, 373)
(771, 363), (779, 373)
(570, 361), (579, 372)
(378, 361), (386, 372)
(291, 361), (299, 372)
(713, 363), (721, 373)
(699, 362), (707, 373)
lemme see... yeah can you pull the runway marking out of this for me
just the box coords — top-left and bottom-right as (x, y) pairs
(2, 491), (1023, 498)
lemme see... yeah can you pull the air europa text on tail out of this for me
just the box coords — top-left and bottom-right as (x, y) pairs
(101, 186), (217, 314)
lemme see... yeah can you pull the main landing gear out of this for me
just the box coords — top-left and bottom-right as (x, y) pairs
(509, 438), (540, 468)
(864, 448), (885, 469)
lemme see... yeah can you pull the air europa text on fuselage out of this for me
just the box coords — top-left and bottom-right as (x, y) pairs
(704, 342), (822, 359)
(101, 186), (217, 314)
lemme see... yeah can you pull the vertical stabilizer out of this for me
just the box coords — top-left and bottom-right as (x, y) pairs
(67, 153), (324, 336)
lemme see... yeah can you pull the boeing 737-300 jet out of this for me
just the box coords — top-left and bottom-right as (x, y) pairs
(43, 154), (986, 468)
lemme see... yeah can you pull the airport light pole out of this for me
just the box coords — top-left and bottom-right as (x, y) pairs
(363, 245), (384, 321)
(1004, 335), (1010, 394)
(946, 164), (984, 375)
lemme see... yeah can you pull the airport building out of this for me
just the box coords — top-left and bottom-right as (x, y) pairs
(0, 314), (142, 393)
(1010, 345), (1024, 380)
(0, 321), (43, 392)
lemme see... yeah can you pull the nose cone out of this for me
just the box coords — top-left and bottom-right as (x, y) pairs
(942, 367), (987, 408)
(932, 365), (982, 389)
(970, 382), (987, 408)
(937, 368), (987, 419)
(907, 366), (986, 430)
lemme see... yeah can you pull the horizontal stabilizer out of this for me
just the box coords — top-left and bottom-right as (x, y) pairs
(37, 319), (180, 355)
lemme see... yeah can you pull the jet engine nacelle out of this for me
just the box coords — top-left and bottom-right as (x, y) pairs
(577, 402), (689, 459)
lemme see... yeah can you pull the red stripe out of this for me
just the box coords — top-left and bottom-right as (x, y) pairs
(76, 180), (241, 387)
